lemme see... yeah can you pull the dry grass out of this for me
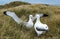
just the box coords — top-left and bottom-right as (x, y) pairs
(0, 4), (60, 39)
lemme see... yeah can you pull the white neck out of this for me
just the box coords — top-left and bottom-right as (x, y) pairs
(28, 17), (33, 22)
(36, 17), (42, 23)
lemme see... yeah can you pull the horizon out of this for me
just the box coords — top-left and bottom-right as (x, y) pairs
(0, 0), (60, 5)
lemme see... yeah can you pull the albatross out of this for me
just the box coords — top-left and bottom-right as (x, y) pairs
(34, 14), (49, 36)
(3, 11), (34, 29)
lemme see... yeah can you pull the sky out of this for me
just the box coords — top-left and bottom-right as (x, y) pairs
(0, 0), (60, 5)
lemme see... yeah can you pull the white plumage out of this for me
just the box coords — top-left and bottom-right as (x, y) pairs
(3, 11), (49, 36)
(34, 14), (49, 36)
(24, 15), (34, 29)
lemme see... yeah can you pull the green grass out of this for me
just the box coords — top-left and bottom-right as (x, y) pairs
(0, 4), (60, 39)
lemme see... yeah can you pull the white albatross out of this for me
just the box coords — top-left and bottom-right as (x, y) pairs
(34, 14), (49, 36)
(3, 11), (34, 29)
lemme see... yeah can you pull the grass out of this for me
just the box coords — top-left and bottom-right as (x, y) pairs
(0, 4), (60, 39)
(0, 1), (31, 9)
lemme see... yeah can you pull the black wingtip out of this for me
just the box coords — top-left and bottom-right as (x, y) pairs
(3, 11), (7, 15)
(43, 14), (48, 17)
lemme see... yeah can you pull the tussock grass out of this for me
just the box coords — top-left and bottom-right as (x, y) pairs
(0, 4), (60, 39)
(0, 1), (31, 9)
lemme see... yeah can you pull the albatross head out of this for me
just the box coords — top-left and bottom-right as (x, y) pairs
(29, 15), (34, 21)
(29, 15), (33, 18)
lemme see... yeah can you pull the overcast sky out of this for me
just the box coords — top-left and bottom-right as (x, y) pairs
(0, 0), (60, 5)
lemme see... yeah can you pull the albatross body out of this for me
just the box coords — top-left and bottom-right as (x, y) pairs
(24, 15), (34, 29)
